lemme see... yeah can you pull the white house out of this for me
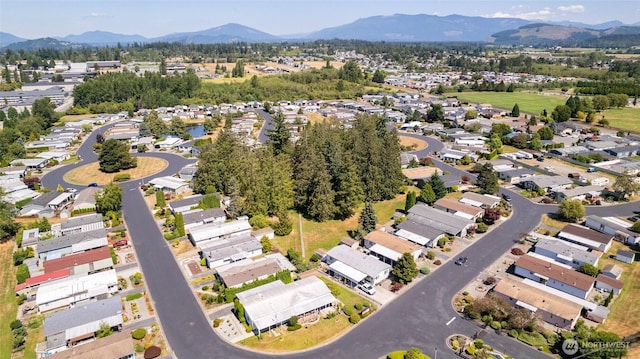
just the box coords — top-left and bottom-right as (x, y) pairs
(533, 237), (600, 269)
(513, 254), (595, 299)
(188, 217), (251, 245)
(59, 213), (104, 236)
(148, 176), (189, 195)
(615, 249), (635, 264)
(324, 245), (391, 286)
(584, 215), (639, 245)
(237, 277), (337, 333)
(199, 235), (262, 268)
(36, 269), (118, 313)
(595, 274), (623, 295)
(558, 224), (613, 252)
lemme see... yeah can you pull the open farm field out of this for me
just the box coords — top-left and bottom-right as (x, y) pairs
(447, 91), (567, 115)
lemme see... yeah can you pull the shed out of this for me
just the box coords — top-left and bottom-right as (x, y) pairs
(615, 249), (635, 264)
(600, 264), (623, 279)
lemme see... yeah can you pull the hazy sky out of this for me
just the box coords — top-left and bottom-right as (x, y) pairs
(1, 0), (639, 39)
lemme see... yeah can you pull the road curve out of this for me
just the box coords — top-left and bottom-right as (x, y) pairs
(40, 127), (637, 359)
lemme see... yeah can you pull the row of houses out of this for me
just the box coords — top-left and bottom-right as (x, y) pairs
(490, 219), (637, 330)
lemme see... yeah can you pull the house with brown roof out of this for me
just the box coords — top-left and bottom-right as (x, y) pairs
(513, 254), (595, 299)
(43, 246), (113, 275)
(434, 198), (484, 220)
(43, 330), (134, 359)
(558, 224), (613, 252)
(216, 258), (285, 288)
(492, 277), (582, 330)
(402, 166), (442, 186)
(595, 274), (624, 295)
(363, 230), (422, 264)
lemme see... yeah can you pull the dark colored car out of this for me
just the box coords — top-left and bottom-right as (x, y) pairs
(536, 157), (544, 162)
(502, 194), (512, 202)
(88, 182), (98, 187)
(455, 257), (468, 266)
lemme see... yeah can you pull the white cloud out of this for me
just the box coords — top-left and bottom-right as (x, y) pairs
(558, 5), (585, 13)
(489, 8), (552, 20)
(89, 12), (108, 18)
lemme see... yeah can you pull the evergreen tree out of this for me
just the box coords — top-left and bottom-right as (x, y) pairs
(476, 163), (499, 194)
(392, 252), (418, 284)
(138, 123), (152, 137)
(267, 112), (291, 156)
(226, 177), (241, 219)
(405, 191), (417, 212)
(98, 139), (137, 173)
(159, 58), (167, 75)
(175, 212), (185, 237)
(428, 174), (447, 200)
(511, 103), (520, 117)
(0, 189), (19, 240)
(155, 190), (166, 208)
(307, 167), (335, 222)
(418, 183), (437, 205)
(359, 202), (377, 234)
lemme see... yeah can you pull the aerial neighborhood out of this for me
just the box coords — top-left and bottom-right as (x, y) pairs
(1, 7), (640, 359)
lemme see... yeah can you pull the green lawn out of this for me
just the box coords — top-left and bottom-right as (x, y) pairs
(446, 91), (567, 115)
(272, 192), (408, 259)
(600, 107), (640, 132)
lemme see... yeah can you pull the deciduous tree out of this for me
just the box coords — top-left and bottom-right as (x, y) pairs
(96, 183), (123, 214)
(557, 199), (585, 222)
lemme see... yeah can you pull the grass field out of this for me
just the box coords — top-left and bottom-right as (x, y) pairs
(0, 241), (18, 359)
(600, 242), (640, 338)
(446, 91), (567, 115)
(58, 114), (97, 124)
(398, 135), (428, 151)
(272, 192), (408, 258)
(63, 157), (168, 185)
(600, 107), (640, 132)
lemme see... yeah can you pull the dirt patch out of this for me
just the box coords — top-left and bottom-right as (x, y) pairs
(398, 135), (428, 151)
(63, 157), (168, 185)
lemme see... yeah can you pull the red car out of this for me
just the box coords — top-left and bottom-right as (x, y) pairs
(113, 239), (128, 247)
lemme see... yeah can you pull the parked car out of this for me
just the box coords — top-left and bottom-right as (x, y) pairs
(358, 283), (376, 295)
(628, 217), (639, 223)
(113, 239), (128, 247)
(536, 157), (544, 162)
(587, 167), (598, 173)
(502, 194), (511, 202)
(66, 188), (77, 193)
(455, 257), (468, 266)
(88, 182), (98, 187)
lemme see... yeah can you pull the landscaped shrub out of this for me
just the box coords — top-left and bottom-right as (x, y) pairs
(126, 293), (143, 301)
(517, 332), (547, 347)
(354, 303), (363, 311)
(474, 339), (484, 349)
(484, 276), (496, 285)
(462, 291), (469, 296)
(202, 286), (209, 291)
(511, 248), (525, 256)
(113, 173), (131, 182)
(287, 324), (302, 331)
(476, 223), (488, 233)
(426, 251), (436, 260)
(468, 311), (481, 320)
(343, 306), (354, 316)
(420, 266), (430, 275)
(131, 328), (147, 340)
(213, 318), (223, 328)
(452, 339), (460, 350)
(482, 315), (493, 324)
(387, 351), (407, 359)
(466, 346), (476, 355)
(349, 313), (361, 324)
(490, 321), (501, 330)
(390, 283), (404, 292)
(509, 329), (519, 338)
(501, 321), (509, 330)
(16, 263), (30, 284)
(433, 259), (442, 265)
(134, 344), (144, 353)
(10, 320), (22, 331)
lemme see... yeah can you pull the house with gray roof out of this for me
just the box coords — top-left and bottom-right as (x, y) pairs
(395, 220), (447, 248)
(552, 185), (604, 202)
(182, 208), (226, 230)
(188, 217), (251, 245)
(520, 175), (573, 192)
(199, 235), (262, 268)
(498, 168), (535, 184)
(534, 237), (600, 269)
(460, 192), (501, 208)
(168, 194), (204, 214)
(37, 229), (107, 260)
(60, 213), (104, 236)
(324, 244), (391, 286)
(72, 187), (100, 211)
(43, 296), (123, 352)
(584, 215), (639, 245)
(407, 204), (473, 237)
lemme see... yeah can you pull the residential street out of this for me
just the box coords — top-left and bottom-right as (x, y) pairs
(39, 126), (639, 359)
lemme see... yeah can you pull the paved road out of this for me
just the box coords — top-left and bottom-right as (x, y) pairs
(41, 127), (637, 359)
(256, 109), (274, 144)
(41, 121), (195, 190)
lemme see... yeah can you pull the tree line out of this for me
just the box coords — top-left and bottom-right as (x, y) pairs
(192, 114), (403, 222)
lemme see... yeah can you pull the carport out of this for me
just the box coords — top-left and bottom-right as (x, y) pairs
(328, 261), (367, 287)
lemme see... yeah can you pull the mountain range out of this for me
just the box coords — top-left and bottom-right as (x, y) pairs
(2, 14), (640, 50)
